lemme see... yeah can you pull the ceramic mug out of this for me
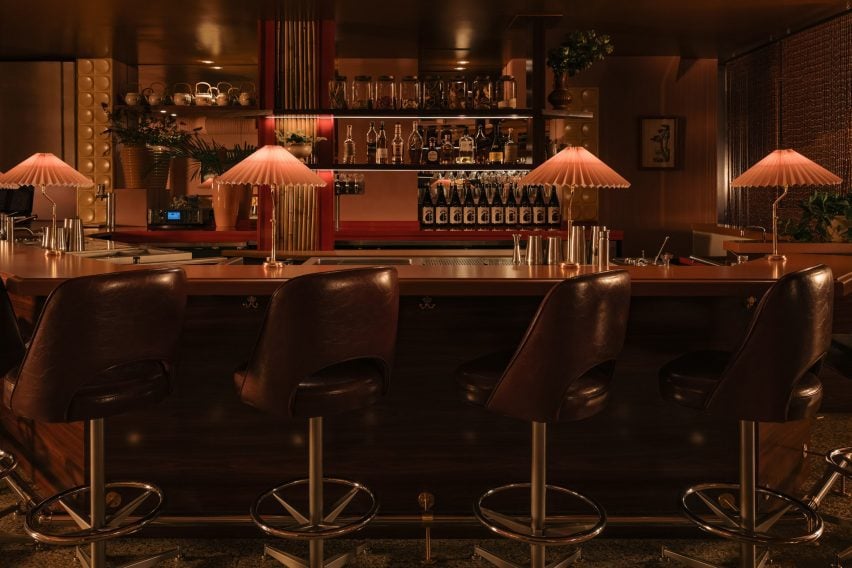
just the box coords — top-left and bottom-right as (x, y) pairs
(124, 92), (141, 106)
(238, 92), (253, 106)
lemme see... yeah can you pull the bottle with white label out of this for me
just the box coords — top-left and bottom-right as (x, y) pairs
(419, 185), (434, 230)
(504, 184), (519, 228)
(532, 185), (547, 226)
(547, 186), (561, 229)
(457, 127), (474, 164)
(463, 182), (477, 229)
(476, 183), (491, 229)
(518, 186), (533, 228)
(434, 185), (449, 228)
(490, 185), (504, 229)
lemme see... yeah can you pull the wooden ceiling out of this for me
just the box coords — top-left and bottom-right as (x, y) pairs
(0, 0), (847, 69)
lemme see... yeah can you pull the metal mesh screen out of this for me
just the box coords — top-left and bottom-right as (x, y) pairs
(725, 12), (851, 228)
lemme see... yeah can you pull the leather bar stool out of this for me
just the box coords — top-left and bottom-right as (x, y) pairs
(455, 270), (631, 568)
(659, 265), (833, 568)
(3, 269), (188, 568)
(235, 267), (399, 568)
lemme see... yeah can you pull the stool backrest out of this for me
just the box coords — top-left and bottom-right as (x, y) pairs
(0, 278), (25, 377)
(707, 264), (834, 422)
(487, 270), (631, 423)
(236, 267), (400, 419)
(7, 269), (187, 422)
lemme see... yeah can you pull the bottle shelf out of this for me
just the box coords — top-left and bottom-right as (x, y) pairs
(320, 163), (534, 172)
(114, 104), (271, 118)
(272, 108), (534, 119)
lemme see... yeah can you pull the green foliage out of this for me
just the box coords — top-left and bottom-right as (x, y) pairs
(178, 135), (258, 180)
(102, 104), (191, 151)
(546, 30), (614, 77)
(781, 191), (852, 242)
(274, 130), (327, 145)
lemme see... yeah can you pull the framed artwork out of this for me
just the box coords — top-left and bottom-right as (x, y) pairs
(639, 116), (682, 169)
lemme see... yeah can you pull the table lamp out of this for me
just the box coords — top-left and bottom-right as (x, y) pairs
(0, 153), (92, 255)
(730, 149), (842, 261)
(519, 145), (630, 266)
(216, 145), (326, 269)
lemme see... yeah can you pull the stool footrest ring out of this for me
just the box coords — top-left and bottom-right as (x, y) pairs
(680, 482), (823, 545)
(827, 447), (852, 479)
(0, 449), (16, 480)
(250, 477), (378, 540)
(474, 482), (606, 546)
(25, 480), (165, 545)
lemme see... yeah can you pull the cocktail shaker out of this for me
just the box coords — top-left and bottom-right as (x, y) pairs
(598, 228), (610, 269)
(570, 226), (586, 264)
(546, 236), (563, 265)
(512, 233), (523, 265)
(526, 234), (543, 265)
(64, 217), (85, 251)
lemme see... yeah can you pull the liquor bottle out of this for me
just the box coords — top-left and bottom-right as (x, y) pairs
(407, 121), (424, 165)
(391, 122), (404, 164)
(419, 185), (434, 230)
(488, 122), (504, 164)
(532, 185), (547, 227)
(504, 184), (519, 228)
(547, 186), (561, 229)
(448, 184), (463, 228)
(503, 127), (518, 164)
(490, 184), (504, 229)
(440, 134), (455, 165)
(375, 121), (389, 164)
(342, 124), (356, 164)
(476, 181), (491, 229)
(462, 180), (477, 229)
(425, 137), (440, 165)
(518, 185), (532, 228)
(434, 185), (449, 228)
(366, 121), (377, 164)
(457, 127), (474, 164)
(474, 121), (489, 164)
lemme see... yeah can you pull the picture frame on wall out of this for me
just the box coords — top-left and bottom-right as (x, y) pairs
(639, 116), (682, 169)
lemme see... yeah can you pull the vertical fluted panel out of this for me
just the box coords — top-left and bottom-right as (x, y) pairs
(279, 1), (318, 110)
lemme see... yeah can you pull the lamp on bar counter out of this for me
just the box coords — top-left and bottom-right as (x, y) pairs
(0, 153), (92, 256)
(216, 145), (326, 269)
(730, 149), (842, 262)
(519, 145), (630, 267)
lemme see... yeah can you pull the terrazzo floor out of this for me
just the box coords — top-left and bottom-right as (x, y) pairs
(0, 414), (848, 567)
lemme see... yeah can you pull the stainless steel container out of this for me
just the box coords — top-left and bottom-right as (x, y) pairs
(546, 236), (563, 265)
(64, 217), (84, 251)
(53, 227), (68, 252)
(526, 234), (543, 265)
(598, 229), (610, 269)
(570, 226), (586, 264)
(41, 226), (53, 249)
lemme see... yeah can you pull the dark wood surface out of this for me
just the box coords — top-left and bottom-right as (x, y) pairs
(0, 244), (849, 526)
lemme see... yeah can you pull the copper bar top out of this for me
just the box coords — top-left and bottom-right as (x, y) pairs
(2, 242), (851, 298)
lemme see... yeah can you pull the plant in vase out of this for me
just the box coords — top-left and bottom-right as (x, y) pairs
(781, 191), (852, 243)
(546, 30), (613, 110)
(102, 103), (190, 189)
(275, 130), (327, 162)
(179, 135), (258, 230)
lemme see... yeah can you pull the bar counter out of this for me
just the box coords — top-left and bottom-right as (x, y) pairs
(1, 242), (851, 532)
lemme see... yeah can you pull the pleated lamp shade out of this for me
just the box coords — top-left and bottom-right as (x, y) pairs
(730, 149), (841, 188)
(0, 153), (92, 188)
(520, 146), (630, 188)
(216, 145), (326, 187)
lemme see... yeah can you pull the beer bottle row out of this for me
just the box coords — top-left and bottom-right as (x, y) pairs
(418, 180), (561, 231)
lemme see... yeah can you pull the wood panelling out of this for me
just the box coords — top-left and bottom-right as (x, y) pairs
(568, 57), (720, 258)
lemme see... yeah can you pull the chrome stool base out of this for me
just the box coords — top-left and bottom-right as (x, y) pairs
(75, 544), (180, 568)
(0, 448), (37, 546)
(474, 544), (580, 568)
(472, 423), (605, 568)
(251, 418), (376, 568)
(661, 546), (770, 568)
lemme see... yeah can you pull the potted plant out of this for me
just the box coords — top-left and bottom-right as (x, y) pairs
(275, 130), (327, 162)
(782, 191), (851, 243)
(179, 135), (258, 230)
(546, 30), (614, 110)
(102, 104), (190, 189)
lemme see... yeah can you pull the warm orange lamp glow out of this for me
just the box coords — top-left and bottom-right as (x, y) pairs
(0, 153), (92, 255)
(217, 145), (326, 269)
(731, 149), (842, 261)
(520, 145), (630, 267)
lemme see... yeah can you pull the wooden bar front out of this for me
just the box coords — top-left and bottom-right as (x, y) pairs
(2, 244), (851, 529)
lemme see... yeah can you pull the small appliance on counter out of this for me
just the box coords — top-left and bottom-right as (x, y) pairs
(148, 195), (213, 229)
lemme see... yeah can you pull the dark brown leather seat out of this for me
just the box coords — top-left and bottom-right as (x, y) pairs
(659, 265), (834, 567)
(0, 278), (24, 379)
(2, 269), (187, 567)
(234, 267), (399, 568)
(454, 270), (631, 568)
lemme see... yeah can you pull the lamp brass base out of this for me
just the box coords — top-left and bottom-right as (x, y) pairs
(44, 249), (61, 257)
(767, 254), (786, 262)
(263, 258), (284, 269)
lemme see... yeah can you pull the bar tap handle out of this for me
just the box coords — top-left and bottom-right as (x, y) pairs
(418, 492), (435, 565)
(652, 235), (670, 266)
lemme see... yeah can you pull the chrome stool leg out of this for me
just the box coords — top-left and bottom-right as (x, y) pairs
(256, 418), (376, 568)
(662, 421), (821, 568)
(25, 419), (179, 568)
(474, 422), (603, 568)
(0, 449), (37, 546)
